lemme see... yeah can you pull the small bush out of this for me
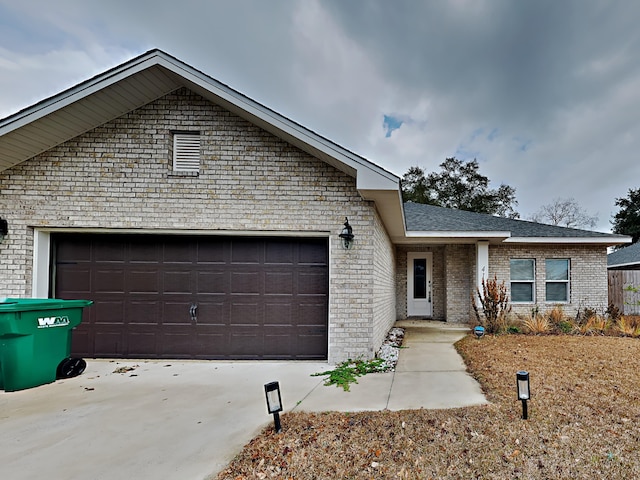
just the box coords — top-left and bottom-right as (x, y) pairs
(617, 315), (640, 337)
(606, 303), (622, 320)
(472, 275), (512, 334)
(524, 314), (550, 334)
(557, 320), (574, 334)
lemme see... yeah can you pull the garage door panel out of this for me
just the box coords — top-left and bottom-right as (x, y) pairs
(230, 302), (259, 325)
(94, 269), (125, 293)
(162, 301), (192, 324)
(128, 301), (161, 325)
(265, 241), (294, 264)
(264, 303), (292, 325)
(94, 330), (125, 357)
(128, 269), (160, 293)
(163, 270), (193, 294)
(127, 331), (158, 356)
(231, 240), (260, 264)
(197, 271), (227, 294)
(55, 234), (328, 360)
(94, 241), (125, 263)
(230, 272), (260, 294)
(56, 266), (91, 294)
(196, 241), (227, 264)
(265, 272), (293, 295)
(93, 300), (125, 324)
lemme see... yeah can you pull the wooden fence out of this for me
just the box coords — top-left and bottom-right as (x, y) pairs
(608, 270), (640, 315)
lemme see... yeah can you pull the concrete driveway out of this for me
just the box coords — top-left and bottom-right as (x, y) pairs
(0, 322), (486, 480)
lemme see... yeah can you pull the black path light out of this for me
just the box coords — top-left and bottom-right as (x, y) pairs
(338, 217), (354, 250)
(517, 371), (531, 420)
(264, 381), (283, 433)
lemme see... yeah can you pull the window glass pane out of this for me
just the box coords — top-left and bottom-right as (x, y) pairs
(546, 259), (568, 281)
(511, 282), (533, 302)
(546, 282), (568, 302)
(510, 259), (534, 280)
(413, 259), (426, 299)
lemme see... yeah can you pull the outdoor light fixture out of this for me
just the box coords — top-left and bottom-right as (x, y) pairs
(474, 326), (485, 339)
(264, 381), (283, 433)
(517, 371), (531, 420)
(338, 217), (354, 250)
(0, 217), (7, 244)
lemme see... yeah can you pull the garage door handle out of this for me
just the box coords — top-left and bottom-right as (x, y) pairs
(190, 303), (198, 323)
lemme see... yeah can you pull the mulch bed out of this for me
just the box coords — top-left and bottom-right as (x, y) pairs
(217, 334), (640, 479)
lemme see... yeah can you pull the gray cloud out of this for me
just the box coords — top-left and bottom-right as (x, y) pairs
(1, 0), (639, 231)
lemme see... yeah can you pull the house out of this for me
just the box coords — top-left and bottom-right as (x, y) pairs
(0, 50), (630, 363)
(607, 242), (640, 314)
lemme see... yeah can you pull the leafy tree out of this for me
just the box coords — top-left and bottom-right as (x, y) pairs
(401, 157), (519, 218)
(529, 197), (598, 229)
(612, 188), (640, 243)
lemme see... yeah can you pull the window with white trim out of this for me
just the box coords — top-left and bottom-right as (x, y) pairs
(173, 132), (201, 173)
(510, 259), (535, 302)
(545, 259), (569, 302)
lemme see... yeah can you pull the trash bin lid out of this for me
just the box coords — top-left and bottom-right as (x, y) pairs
(0, 298), (93, 312)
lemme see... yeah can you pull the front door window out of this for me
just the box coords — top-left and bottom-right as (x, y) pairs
(407, 253), (432, 317)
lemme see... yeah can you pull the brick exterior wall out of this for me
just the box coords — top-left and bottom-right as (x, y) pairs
(372, 210), (396, 352)
(444, 244), (474, 323)
(489, 244), (609, 317)
(0, 87), (393, 363)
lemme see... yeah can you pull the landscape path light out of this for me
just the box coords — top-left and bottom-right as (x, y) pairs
(517, 371), (530, 420)
(264, 381), (283, 433)
(474, 326), (485, 339)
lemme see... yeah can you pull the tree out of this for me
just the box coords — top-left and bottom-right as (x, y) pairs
(529, 197), (598, 229)
(401, 157), (519, 218)
(612, 188), (640, 243)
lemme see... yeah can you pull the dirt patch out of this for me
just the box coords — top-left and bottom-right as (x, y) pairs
(217, 335), (640, 479)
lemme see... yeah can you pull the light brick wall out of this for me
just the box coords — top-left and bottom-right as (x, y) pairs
(395, 245), (445, 320)
(371, 210), (396, 352)
(444, 244), (474, 323)
(0, 87), (382, 363)
(489, 244), (609, 317)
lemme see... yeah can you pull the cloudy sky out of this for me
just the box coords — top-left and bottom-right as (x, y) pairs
(1, 0), (639, 232)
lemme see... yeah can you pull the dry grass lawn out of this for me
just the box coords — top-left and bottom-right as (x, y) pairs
(217, 335), (640, 479)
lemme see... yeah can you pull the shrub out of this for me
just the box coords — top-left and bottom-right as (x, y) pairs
(617, 315), (640, 337)
(556, 320), (574, 334)
(471, 275), (512, 334)
(524, 314), (550, 334)
(606, 303), (622, 320)
(577, 314), (611, 335)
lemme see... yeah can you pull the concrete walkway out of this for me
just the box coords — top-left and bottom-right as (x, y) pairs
(294, 320), (487, 412)
(0, 321), (486, 480)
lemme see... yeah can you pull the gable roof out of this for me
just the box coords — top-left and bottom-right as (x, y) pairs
(403, 202), (630, 245)
(0, 49), (405, 237)
(608, 242), (640, 269)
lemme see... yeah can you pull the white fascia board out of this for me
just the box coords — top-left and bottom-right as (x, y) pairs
(608, 261), (640, 269)
(504, 236), (632, 245)
(406, 231), (512, 240)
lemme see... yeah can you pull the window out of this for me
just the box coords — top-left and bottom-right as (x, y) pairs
(546, 259), (569, 302)
(510, 259), (535, 302)
(173, 132), (201, 172)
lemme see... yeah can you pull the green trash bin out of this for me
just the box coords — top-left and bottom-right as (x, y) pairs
(0, 298), (92, 392)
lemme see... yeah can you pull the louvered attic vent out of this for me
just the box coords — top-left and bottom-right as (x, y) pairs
(173, 133), (201, 172)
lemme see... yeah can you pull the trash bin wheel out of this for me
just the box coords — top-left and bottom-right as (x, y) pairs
(56, 357), (87, 379)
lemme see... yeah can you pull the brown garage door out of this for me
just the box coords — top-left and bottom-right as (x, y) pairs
(53, 234), (328, 360)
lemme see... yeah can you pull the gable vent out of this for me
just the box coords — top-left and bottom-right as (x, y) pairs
(173, 133), (201, 172)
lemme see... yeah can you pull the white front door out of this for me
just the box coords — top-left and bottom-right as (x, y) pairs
(407, 252), (433, 317)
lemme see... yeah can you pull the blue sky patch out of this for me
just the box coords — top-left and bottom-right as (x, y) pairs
(383, 115), (403, 138)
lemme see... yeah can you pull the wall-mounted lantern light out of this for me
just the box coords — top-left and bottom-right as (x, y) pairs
(474, 326), (485, 339)
(264, 381), (283, 433)
(338, 217), (354, 250)
(516, 370), (530, 419)
(0, 217), (7, 244)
